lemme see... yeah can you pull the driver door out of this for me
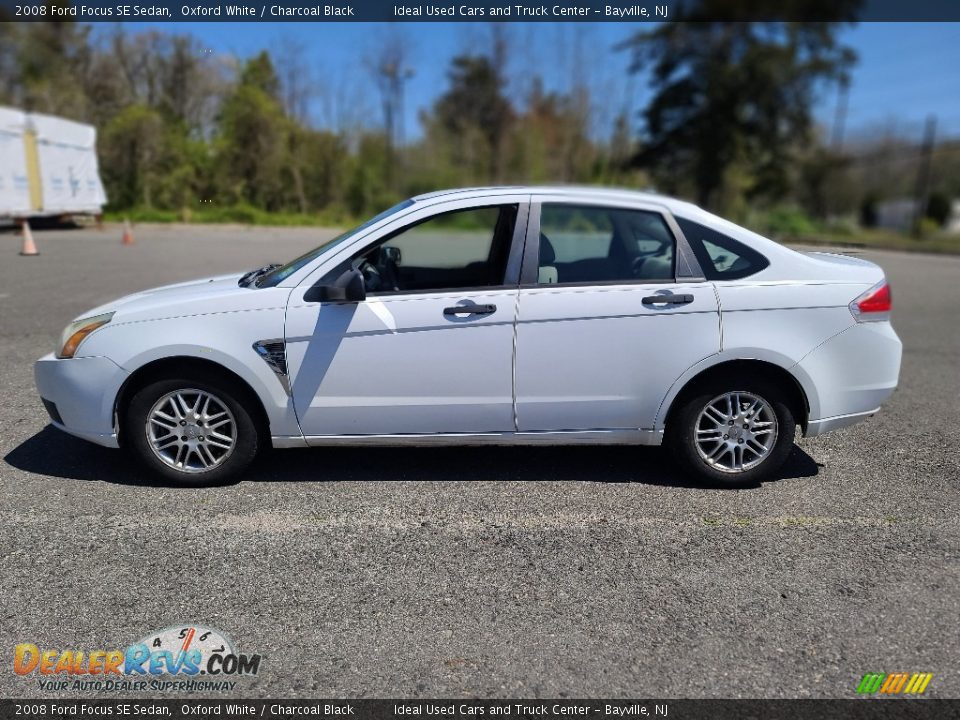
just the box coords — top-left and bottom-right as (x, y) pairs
(285, 201), (526, 439)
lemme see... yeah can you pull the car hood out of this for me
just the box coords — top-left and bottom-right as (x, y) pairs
(76, 273), (289, 324)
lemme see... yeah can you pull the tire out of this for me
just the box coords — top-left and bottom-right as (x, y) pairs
(666, 376), (796, 488)
(123, 374), (260, 486)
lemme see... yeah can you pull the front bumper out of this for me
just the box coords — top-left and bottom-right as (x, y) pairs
(34, 353), (130, 448)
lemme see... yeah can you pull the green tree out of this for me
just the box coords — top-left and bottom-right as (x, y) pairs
(240, 51), (281, 100)
(14, 12), (92, 117)
(429, 55), (513, 181)
(215, 52), (288, 210)
(0, 24), (19, 104)
(99, 105), (166, 208)
(926, 192), (951, 228)
(344, 133), (394, 217)
(509, 78), (595, 184)
(300, 129), (349, 211)
(621, 1), (860, 209)
(798, 147), (855, 219)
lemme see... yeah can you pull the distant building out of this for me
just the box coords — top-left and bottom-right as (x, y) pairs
(874, 199), (918, 232)
(950, 201), (960, 234)
(875, 198), (960, 234)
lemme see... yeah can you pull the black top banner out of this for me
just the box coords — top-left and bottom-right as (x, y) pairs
(2, 0), (960, 22)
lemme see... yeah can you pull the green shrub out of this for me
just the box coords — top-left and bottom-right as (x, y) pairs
(917, 217), (940, 239)
(823, 217), (857, 236)
(762, 207), (819, 237)
(105, 204), (359, 228)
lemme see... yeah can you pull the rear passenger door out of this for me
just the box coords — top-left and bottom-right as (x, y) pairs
(513, 199), (721, 435)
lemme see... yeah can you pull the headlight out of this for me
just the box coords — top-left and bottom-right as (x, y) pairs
(57, 312), (114, 359)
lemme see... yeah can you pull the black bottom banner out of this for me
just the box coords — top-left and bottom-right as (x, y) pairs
(1, 700), (956, 720)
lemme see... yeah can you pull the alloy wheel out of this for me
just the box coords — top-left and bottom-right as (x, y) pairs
(145, 389), (236, 474)
(694, 391), (779, 474)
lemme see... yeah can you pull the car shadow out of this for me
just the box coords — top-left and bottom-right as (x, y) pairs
(4, 425), (821, 490)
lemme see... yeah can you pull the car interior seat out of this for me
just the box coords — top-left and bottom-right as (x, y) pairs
(538, 232), (558, 284)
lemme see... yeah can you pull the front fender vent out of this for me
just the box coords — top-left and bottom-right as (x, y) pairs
(253, 339), (289, 394)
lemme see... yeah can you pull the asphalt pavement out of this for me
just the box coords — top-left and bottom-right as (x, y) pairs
(0, 223), (957, 699)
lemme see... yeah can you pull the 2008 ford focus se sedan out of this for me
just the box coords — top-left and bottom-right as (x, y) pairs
(35, 187), (902, 487)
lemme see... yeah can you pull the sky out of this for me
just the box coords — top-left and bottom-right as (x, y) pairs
(116, 21), (960, 143)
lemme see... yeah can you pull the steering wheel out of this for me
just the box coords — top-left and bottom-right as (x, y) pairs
(378, 247), (401, 292)
(359, 260), (382, 292)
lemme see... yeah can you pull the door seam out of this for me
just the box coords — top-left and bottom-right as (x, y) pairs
(511, 290), (520, 431)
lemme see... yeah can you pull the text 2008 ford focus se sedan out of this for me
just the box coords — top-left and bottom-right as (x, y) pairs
(35, 187), (902, 487)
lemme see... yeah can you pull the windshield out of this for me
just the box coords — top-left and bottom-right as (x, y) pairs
(255, 199), (415, 288)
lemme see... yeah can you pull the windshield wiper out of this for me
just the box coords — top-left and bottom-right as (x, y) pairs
(239, 263), (281, 288)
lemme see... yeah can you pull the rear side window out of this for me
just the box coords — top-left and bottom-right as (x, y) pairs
(675, 217), (769, 281)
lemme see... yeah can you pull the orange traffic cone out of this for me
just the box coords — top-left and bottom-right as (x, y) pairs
(19, 220), (39, 256)
(121, 218), (134, 246)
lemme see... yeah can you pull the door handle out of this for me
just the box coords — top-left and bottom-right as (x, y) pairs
(642, 293), (695, 305)
(443, 304), (497, 316)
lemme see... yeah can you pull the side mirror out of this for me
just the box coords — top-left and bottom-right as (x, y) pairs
(304, 268), (366, 303)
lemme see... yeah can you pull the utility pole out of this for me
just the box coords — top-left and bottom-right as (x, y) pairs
(912, 115), (937, 237)
(831, 78), (849, 151)
(374, 51), (414, 191)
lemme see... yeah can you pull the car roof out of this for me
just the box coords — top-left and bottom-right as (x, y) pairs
(411, 185), (700, 214)
(408, 186), (803, 267)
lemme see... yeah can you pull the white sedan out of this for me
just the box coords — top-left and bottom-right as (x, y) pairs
(35, 187), (902, 487)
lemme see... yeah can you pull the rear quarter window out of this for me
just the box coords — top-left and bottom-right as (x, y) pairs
(675, 217), (770, 281)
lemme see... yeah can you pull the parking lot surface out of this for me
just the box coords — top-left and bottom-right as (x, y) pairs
(1, 224), (958, 698)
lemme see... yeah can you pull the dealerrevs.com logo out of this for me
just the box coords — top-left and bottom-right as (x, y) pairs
(14, 625), (262, 693)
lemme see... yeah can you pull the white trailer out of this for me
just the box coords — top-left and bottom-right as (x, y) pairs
(0, 106), (107, 220)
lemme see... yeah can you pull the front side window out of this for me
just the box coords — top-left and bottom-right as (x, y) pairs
(537, 204), (675, 285)
(333, 204), (518, 294)
(674, 217), (770, 280)
(256, 199), (414, 288)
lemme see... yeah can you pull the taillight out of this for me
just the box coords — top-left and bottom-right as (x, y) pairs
(850, 281), (892, 322)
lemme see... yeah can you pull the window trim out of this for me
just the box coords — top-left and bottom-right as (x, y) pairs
(318, 202), (529, 299)
(673, 216), (770, 281)
(520, 200), (705, 288)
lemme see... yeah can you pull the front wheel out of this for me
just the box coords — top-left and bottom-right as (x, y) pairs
(667, 378), (796, 487)
(123, 377), (260, 486)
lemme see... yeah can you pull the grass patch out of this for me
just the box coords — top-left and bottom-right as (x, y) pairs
(779, 228), (960, 255)
(780, 516), (823, 527)
(105, 206), (960, 255)
(104, 204), (359, 228)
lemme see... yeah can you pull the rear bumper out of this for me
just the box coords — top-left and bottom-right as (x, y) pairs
(34, 353), (129, 449)
(805, 408), (881, 437)
(797, 321), (901, 436)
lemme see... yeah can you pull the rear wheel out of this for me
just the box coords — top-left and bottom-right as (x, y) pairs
(124, 376), (259, 486)
(667, 377), (796, 487)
